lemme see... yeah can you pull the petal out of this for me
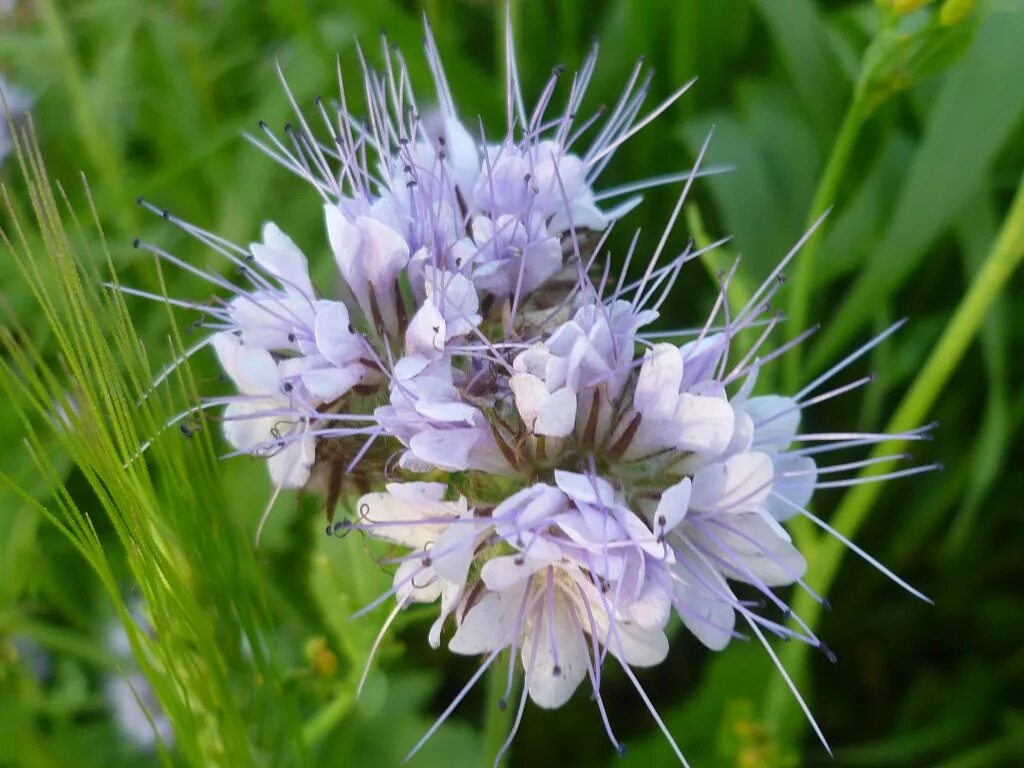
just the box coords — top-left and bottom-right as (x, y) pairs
(633, 344), (683, 418)
(509, 372), (548, 431)
(449, 587), (524, 656)
(690, 452), (775, 514)
(250, 222), (314, 298)
(356, 484), (462, 548)
(553, 470), (618, 508)
(675, 392), (735, 457)
(267, 431), (315, 488)
(324, 205), (367, 309)
(405, 301), (447, 359)
(746, 395), (801, 451)
(222, 400), (274, 452)
(654, 477), (692, 534)
(535, 387), (577, 438)
(700, 512), (807, 587)
(300, 365), (361, 402)
(314, 301), (362, 366)
(765, 455), (817, 521)
(524, 594), (588, 709)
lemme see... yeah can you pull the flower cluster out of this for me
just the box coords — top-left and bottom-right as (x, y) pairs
(130, 14), (935, 765)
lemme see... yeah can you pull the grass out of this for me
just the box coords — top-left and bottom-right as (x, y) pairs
(2, 1), (1024, 766)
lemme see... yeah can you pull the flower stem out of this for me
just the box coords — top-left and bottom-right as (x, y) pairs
(765, 168), (1024, 741)
(483, 652), (515, 766)
(784, 92), (870, 392)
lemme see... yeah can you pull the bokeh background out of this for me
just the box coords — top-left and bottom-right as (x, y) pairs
(2, 0), (1023, 766)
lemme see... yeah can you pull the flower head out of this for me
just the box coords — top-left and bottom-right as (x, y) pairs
(128, 10), (937, 765)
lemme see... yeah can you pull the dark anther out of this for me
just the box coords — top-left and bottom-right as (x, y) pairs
(616, 744), (628, 757)
(348, 323), (354, 333)
(407, 180), (417, 188)
(324, 524), (333, 535)
(244, 253), (255, 264)
(315, 96), (323, 106)
(422, 556), (432, 567)
(283, 382), (293, 393)
(398, 137), (409, 145)
(161, 209), (170, 220)
(552, 64), (566, 75)
(135, 195), (144, 205)
(523, 173), (532, 183)
(514, 556), (525, 566)
(552, 664), (562, 676)
(438, 136), (446, 146)
(438, 150), (446, 160)
(403, 164), (412, 173)
(258, 120), (268, 129)
(820, 643), (837, 664)
(657, 515), (667, 527)
(777, 273), (787, 284)
(180, 422), (195, 437)
(284, 121), (293, 132)
(236, 265), (248, 275)
(498, 698), (508, 711)
(822, 598), (832, 612)
(132, 238), (141, 248)
(287, 333), (297, 343)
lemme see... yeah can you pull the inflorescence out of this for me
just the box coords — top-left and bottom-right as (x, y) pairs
(123, 11), (936, 765)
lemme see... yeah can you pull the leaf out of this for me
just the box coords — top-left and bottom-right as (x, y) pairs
(811, 1), (1024, 371)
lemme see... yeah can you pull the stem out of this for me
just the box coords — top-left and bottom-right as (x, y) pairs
(764, 168), (1024, 739)
(483, 652), (515, 766)
(784, 93), (870, 392)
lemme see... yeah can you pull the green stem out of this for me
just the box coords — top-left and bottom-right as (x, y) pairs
(765, 168), (1024, 739)
(483, 653), (515, 766)
(784, 93), (870, 392)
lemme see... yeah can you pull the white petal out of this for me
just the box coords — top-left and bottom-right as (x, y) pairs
(509, 372), (547, 431)
(480, 555), (543, 591)
(654, 477), (692, 534)
(357, 484), (461, 548)
(405, 301), (447, 359)
(300, 365), (361, 402)
(690, 452), (775, 514)
(314, 302), (361, 366)
(633, 344), (683, 418)
(524, 594), (588, 709)
(535, 387), (577, 438)
(324, 205), (367, 309)
(765, 455), (817, 521)
(267, 431), (315, 488)
(701, 512), (807, 587)
(222, 400), (273, 452)
(675, 392), (735, 457)
(553, 470), (618, 508)
(250, 222), (314, 298)
(747, 395), (801, 451)
(449, 587), (524, 656)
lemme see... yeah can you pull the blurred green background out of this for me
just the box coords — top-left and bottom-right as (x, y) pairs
(1, 0), (1023, 766)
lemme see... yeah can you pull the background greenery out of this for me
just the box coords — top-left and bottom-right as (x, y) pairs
(1, 0), (1023, 766)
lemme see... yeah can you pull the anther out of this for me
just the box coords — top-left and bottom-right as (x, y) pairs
(132, 238), (141, 248)
(135, 195), (144, 205)
(552, 664), (562, 676)
(161, 209), (170, 220)
(498, 698), (508, 711)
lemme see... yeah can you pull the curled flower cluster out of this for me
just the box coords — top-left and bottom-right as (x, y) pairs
(130, 14), (935, 764)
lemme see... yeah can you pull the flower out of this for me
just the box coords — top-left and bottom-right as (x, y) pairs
(129, 9), (938, 766)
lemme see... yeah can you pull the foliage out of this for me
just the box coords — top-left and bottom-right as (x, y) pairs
(1, 0), (1023, 766)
